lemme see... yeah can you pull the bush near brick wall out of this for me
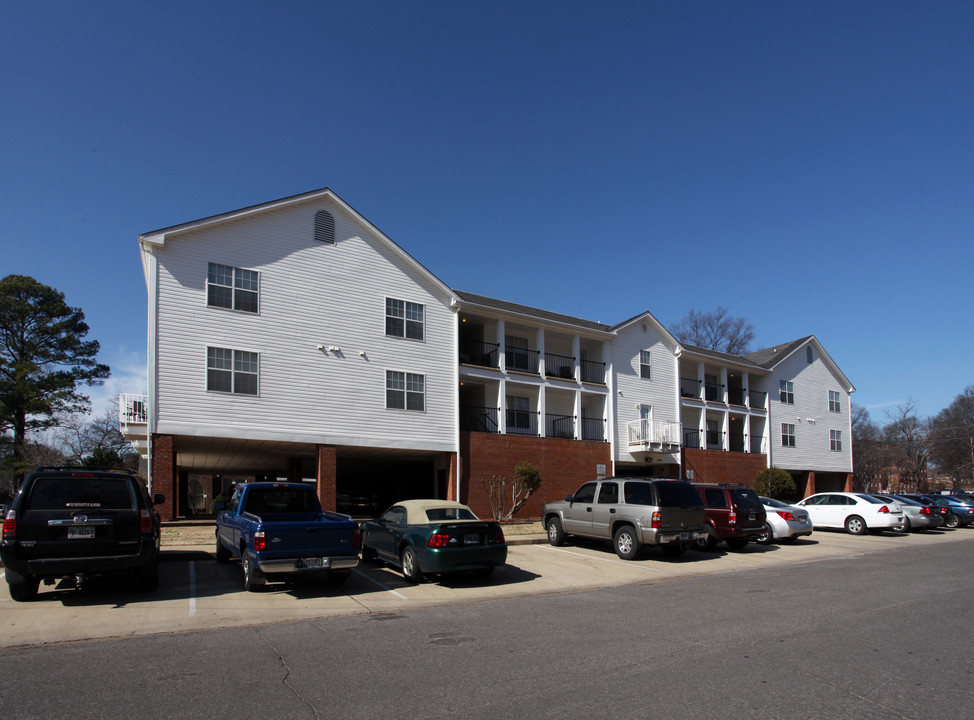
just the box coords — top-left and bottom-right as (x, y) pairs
(682, 449), (768, 487)
(460, 432), (611, 519)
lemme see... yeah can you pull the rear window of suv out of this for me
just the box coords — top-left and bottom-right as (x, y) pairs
(730, 489), (762, 509)
(26, 477), (136, 511)
(655, 482), (704, 507)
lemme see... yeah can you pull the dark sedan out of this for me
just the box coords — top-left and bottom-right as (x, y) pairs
(360, 500), (507, 582)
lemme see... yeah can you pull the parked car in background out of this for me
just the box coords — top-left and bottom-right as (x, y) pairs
(542, 478), (708, 559)
(897, 494), (955, 527)
(919, 495), (974, 528)
(795, 492), (904, 535)
(0, 466), (165, 601)
(691, 484), (767, 551)
(755, 497), (813, 544)
(871, 494), (943, 532)
(360, 500), (507, 582)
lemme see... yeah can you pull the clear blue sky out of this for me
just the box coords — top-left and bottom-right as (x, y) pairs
(2, 1), (972, 425)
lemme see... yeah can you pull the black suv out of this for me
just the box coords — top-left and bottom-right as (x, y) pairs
(692, 483), (767, 551)
(0, 467), (165, 601)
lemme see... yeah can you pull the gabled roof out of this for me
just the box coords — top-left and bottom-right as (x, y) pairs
(679, 343), (767, 372)
(453, 290), (613, 334)
(745, 336), (855, 392)
(138, 187), (456, 302)
(610, 310), (682, 353)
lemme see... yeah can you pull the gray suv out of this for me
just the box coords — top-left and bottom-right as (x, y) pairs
(542, 478), (708, 559)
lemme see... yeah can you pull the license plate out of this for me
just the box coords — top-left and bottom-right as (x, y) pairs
(301, 557), (323, 568)
(68, 526), (95, 539)
(464, 533), (480, 545)
(748, 513), (756, 521)
(680, 532), (690, 540)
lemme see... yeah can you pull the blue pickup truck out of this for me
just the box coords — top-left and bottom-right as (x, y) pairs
(215, 482), (360, 591)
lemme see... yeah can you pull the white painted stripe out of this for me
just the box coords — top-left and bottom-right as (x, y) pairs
(540, 545), (664, 572)
(353, 568), (407, 599)
(188, 561), (197, 616)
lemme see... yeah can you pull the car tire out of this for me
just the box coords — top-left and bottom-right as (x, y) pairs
(900, 517), (912, 533)
(944, 514), (960, 529)
(660, 542), (688, 557)
(215, 533), (231, 563)
(361, 542), (378, 563)
(755, 522), (774, 545)
(613, 525), (641, 560)
(7, 576), (39, 602)
(845, 515), (867, 535)
(546, 517), (566, 546)
(725, 538), (749, 551)
(695, 527), (719, 552)
(400, 546), (423, 583)
(242, 551), (265, 591)
(136, 560), (160, 592)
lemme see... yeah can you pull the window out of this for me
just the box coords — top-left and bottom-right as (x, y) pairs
(386, 298), (424, 340)
(386, 371), (425, 411)
(830, 429), (842, 452)
(639, 350), (651, 379)
(314, 210), (335, 244)
(829, 390), (841, 413)
(207, 347), (258, 395)
(506, 395), (532, 430)
(703, 488), (728, 508)
(207, 263), (258, 313)
(781, 423), (796, 447)
(572, 482), (597, 504)
(779, 380), (794, 404)
(596, 482), (619, 504)
(505, 335), (530, 371)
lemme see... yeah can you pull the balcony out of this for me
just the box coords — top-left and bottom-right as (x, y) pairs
(118, 393), (149, 459)
(581, 417), (605, 442)
(580, 359), (605, 385)
(506, 347), (540, 374)
(545, 413), (575, 438)
(459, 341), (500, 369)
(627, 419), (680, 450)
(544, 352), (575, 381)
(460, 405), (499, 433)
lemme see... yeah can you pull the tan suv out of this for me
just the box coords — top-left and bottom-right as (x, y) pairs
(542, 478), (708, 559)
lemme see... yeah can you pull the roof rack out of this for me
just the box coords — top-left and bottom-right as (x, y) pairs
(32, 466), (132, 474)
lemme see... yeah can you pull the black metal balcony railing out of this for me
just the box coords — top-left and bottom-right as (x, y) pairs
(580, 359), (605, 385)
(581, 417), (605, 441)
(460, 405), (499, 433)
(683, 430), (700, 449)
(750, 437), (766, 454)
(459, 341), (500, 369)
(706, 430), (724, 447)
(727, 388), (746, 406)
(506, 347), (540, 374)
(729, 434), (746, 452)
(680, 379), (700, 398)
(545, 413), (575, 438)
(704, 383), (723, 402)
(749, 390), (767, 409)
(544, 352), (575, 380)
(506, 409), (538, 436)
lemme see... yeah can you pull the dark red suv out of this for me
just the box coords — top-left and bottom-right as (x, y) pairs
(692, 483), (767, 551)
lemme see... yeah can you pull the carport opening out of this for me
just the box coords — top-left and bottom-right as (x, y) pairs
(336, 457), (439, 519)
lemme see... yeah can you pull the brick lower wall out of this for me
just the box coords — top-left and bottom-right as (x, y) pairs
(460, 433), (611, 519)
(681, 449), (768, 488)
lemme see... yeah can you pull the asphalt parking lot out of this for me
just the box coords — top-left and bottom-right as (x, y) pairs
(2, 528), (973, 649)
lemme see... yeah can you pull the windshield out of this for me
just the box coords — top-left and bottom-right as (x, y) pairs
(27, 477), (135, 511)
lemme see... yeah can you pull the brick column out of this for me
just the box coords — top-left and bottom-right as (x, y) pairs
(804, 471), (816, 498)
(316, 445), (337, 512)
(447, 453), (459, 502)
(842, 472), (853, 492)
(151, 434), (177, 521)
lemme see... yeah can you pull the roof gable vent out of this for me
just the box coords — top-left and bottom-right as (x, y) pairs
(314, 210), (335, 244)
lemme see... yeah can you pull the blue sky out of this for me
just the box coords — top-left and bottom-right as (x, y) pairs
(2, 0), (972, 425)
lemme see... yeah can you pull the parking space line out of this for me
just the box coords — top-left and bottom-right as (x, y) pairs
(540, 545), (664, 572)
(353, 568), (408, 599)
(188, 561), (196, 616)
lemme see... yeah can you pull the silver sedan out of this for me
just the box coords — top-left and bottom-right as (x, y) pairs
(755, 497), (814, 544)
(875, 494), (944, 531)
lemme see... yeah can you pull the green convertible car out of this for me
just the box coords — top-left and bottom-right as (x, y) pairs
(360, 500), (507, 582)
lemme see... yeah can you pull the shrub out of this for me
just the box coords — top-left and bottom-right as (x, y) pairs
(753, 467), (796, 499)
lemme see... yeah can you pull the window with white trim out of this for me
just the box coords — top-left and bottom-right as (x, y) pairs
(386, 370), (425, 411)
(207, 347), (258, 395)
(829, 390), (841, 413)
(779, 380), (794, 404)
(207, 263), (259, 313)
(639, 350), (652, 379)
(385, 298), (425, 340)
(830, 429), (842, 452)
(781, 423), (796, 447)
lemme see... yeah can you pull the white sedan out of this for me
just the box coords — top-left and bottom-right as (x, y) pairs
(795, 492), (904, 535)
(755, 496), (814, 544)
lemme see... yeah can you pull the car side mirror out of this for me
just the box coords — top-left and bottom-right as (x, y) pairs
(565, 494), (574, 504)
(152, 493), (166, 506)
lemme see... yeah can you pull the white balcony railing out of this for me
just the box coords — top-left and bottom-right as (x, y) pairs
(119, 393), (148, 426)
(627, 419), (681, 448)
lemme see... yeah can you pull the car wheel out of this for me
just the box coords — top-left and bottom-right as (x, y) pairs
(7, 576), (39, 602)
(613, 525), (641, 560)
(725, 538), (749, 551)
(136, 560), (160, 592)
(242, 551), (265, 591)
(361, 543), (378, 563)
(755, 522), (774, 545)
(400, 546), (423, 583)
(215, 533), (231, 563)
(660, 541), (688, 557)
(900, 517), (912, 533)
(944, 514), (960, 529)
(695, 527), (719, 552)
(546, 517), (566, 546)
(845, 515), (867, 535)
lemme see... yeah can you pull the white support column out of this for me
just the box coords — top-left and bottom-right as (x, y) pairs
(721, 367), (729, 405)
(498, 378), (507, 434)
(572, 335), (581, 382)
(497, 320), (506, 373)
(536, 327), (545, 377)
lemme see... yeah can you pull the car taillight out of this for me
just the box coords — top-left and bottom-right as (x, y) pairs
(353, 526), (361, 548)
(254, 531), (266, 551)
(651, 511), (661, 529)
(2, 509), (15, 540)
(140, 509), (153, 534)
(728, 509), (737, 525)
(428, 532), (450, 548)
(919, 507), (931, 515)
(489, 528), (505, 544)
(776, 511), (795, 522)
(878, 505), (890, 513)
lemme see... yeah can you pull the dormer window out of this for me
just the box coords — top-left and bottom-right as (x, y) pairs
(314, 210), (335, 244)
